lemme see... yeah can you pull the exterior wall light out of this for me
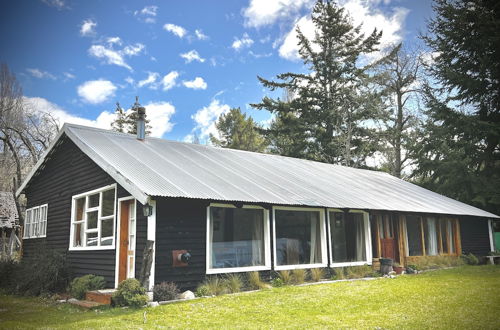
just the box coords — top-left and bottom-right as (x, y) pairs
(142, 204), (153, 217)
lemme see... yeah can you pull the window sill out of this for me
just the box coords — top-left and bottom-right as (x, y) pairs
(69, 245), (115, 251)
(206, 265), (270, 275)
(274, 263), (327, 271)
(330, 261), (371, 268)
(23, 236), (46, 240)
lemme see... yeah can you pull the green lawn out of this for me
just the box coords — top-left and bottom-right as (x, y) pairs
(1, 266), (499, 329)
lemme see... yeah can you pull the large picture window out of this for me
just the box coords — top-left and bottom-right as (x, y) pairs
(70, 184), (116, 250)
(23, 204), (48, 239)
(274, 207), (326, 269)
(405, 216), (460, 256)
(207, 205), (269, 274)
(329, 210), (369, 265)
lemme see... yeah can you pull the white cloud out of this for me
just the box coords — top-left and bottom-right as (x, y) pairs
(107, 36), (122, 45)
(183, 77), (207, 90)
(249, 50), (273, 58)
(161, 71), (179, 91)
(138, 72), (160, 89)
(125, 76), (134, 85)
(243, 0), (314, 27)
(134, 5), (158, 23)
(26, 68), (56, 80)
(24, 96), (115, 129)
(122, 43), (145, 56)
(191, 99), (230, 139)
(80, 19), (97, 37)
(63, 72), (75, 80)
(279, 0), (408, 61)
(195, 29), (208, 40)
(88, 43), (145, 71)
(89, 45), (131, 71)
(142, 101), (176, 137)
(42, 0), (67, 10)
(23, 97), (175, 138)
(180, 50), (205, 63)
(77, 79), (117, 104)
(232, 33), (254, 51)
(163, 23), (187, 38)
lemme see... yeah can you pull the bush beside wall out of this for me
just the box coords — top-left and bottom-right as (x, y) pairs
(69, 274), (106, 299)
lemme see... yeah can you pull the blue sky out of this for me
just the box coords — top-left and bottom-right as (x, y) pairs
(0, 0), (433, 142)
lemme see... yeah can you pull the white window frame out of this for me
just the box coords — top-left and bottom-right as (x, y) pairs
(327, 209), (372, 267)
(273, 206), (328, 271)
(206, 203), (271, 275)
(69, 184), (117, 251)
(23, 204), (48, 239)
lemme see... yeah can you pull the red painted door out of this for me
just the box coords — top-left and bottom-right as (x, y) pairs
(379, 215), (397, 260)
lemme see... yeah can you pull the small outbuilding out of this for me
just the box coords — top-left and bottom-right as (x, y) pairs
(0, 191), (20, 259)
(16, 123), (499, 289)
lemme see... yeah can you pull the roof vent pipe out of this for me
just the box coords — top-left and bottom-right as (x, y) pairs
(133, 96), (146, 141)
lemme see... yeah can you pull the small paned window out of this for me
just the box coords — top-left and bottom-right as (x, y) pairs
(23, 204), (48, 239)
(70, 185), (116, 249)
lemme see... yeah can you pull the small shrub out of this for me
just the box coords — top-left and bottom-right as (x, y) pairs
(461, 253), (479, 265)
(278, 270), (292, 285)
(271, 277), (284, 287)
(112, 278), (148, 308)
(331, 267), (345, 280)
(345, 265), (374, 279)
(195, 284), (211, 297)
(15, 246), (71, 296)
(0, 259), (19, 291)
(224, 273), (243, 293)
(291, 269), (306, 284)
(310, 268), (325, 282)
(153, 282), (179, 302)
(69, 274), (106, 299)
(247, 271), (266, 290)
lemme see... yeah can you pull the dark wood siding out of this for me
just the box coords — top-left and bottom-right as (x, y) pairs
(22, 135), (131, 287)
(460, 216), (491, 256)
(155, 198), (208, 290)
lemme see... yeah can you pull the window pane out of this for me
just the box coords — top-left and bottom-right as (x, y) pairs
(86, 232), (98, 246)
(448, 220), (455, 254)
(87, 211), (98, 229)
(330, 212), (366, 263)
(406, 217), (423, 256)
(88, 193), (99, 208)
(275, 209), (322, 266)
(209, 207), (265, 269)
(440, 220), (449, 254)
(425, 217), (438, 256)
(101, 189), (115, 217)
(33, 208), (40, 236)
(76, 198), (85, 221)
(73, 223), (83, 247)
(24, 210), (32, 237)
(101, 218), (113, 238)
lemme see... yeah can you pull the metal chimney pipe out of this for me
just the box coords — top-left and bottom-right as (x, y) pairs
(134, 96), (146, 140)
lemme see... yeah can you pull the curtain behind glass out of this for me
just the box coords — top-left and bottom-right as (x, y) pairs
(426, 217), (438, 255)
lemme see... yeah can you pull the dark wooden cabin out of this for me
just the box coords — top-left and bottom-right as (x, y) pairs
(16, 123), (498, 290)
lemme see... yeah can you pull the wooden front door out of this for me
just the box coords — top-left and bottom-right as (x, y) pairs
(379, 215), (397, 260)
(118, 199), (136, 283)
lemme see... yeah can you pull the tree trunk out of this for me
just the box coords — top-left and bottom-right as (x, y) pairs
(394, 91), (403, 178)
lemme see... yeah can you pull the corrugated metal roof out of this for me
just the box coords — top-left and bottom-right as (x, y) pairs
(17, 123), (499, 218)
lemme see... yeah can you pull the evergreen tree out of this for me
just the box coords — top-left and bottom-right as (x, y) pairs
(111, 98), (152, 135)
(251, 0), (385, 166)
(210, 108), (268, 152)
(111, 102), (127, 133)
(411, 0), (500, 215)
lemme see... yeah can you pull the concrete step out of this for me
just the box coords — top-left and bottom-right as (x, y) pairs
(85, 289), (116, 305)
(68, 299), (105, 309)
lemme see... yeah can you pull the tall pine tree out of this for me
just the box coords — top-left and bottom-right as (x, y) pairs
(210, 108), (268, 152)
(251, 0), (385, 166)
(411, 0), (500, 215)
